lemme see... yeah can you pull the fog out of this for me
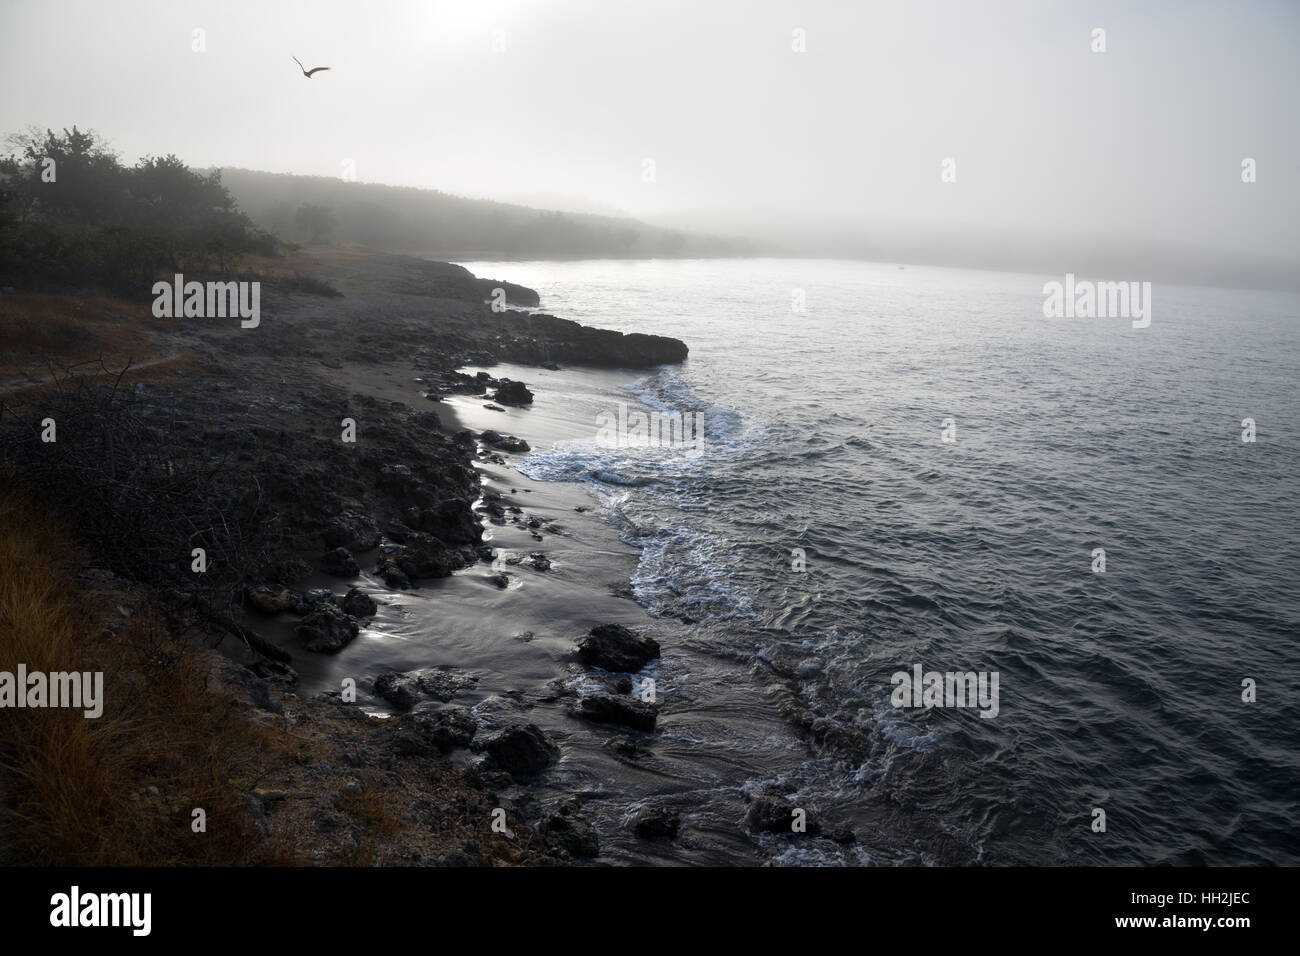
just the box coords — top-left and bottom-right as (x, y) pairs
(2, 0), (1297, 281)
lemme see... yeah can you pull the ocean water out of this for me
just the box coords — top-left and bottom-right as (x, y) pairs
(455, 258), (1300, 865)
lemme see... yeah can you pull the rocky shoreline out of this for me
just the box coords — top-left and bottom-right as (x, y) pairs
(1, 246), (691, 865)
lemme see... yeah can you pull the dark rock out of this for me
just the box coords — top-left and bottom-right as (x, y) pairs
(246, 585), (296, 615)
(374, 667), (478, 710)
(323, 511), (382, 552)
(416, 498), (482, 546)
(320, 547), (360, 577)
(631, 806), (681, 839)
(341, 588), (377, 619)
(374, 671), (422, 710)
(576, 623), (661, 673)
(480, 429), (531, 453)
(578, 692), (658, 731)
(377, 463), (417, 494)
(529, 552), (551, 571)
(295, 603), (360, 653)
(493, 380), (534, 406)
(743, 793), (821, 836)
(295, 588), (336, 613)
(376, 556), (411, 589)
(475, 723), (559, 781)
(613, 676), (633, 694)
(510, 313), (688, 367)
(412, 706), (478, 752)
(488, 572), (510, 588)
(539, 802), (599, 857)
(392, 532), (465, 579)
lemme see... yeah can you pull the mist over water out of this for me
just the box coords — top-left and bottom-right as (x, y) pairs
(460, 257), (1300, 865)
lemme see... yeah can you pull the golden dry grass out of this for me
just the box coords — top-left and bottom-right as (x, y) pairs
(0, 485), (293, 865)
(0, 294), (164, 366)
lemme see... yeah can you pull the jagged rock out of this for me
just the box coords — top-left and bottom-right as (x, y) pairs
(374, 672), (423, 710)
(341, 587), (377, 619)
(539, 801), (599, 857)
(297, 588), (336, 610)
(377, 463), (417, 494)
(295, 603), (360, 653)
(392, 533), (462, 579)
(415, 498), (481, 546)
(413, 706), (478, 752)
(631, 805), (681, 839)
(376, 554), (411, 589)
(474, 723), (559, 781)
(578, 692), (658, 731)
(323, 511), (382, 552)
(374, 667), (479, 710)
(529, 552), (551, 571)
(576, 623), (661, 673)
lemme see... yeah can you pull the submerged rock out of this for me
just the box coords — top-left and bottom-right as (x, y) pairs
(578, 692), (658, 732)
(743, 791), (821, 836)
(630, 805), (681, 840)
(576, 623), (661, 673)
(373, 667), (479, 710)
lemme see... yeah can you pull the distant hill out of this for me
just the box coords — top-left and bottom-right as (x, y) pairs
(214, 168), (752, 260)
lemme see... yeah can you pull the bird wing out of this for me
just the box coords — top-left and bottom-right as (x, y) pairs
(292, 56), (306, 73)
(305, 66), (331, 76)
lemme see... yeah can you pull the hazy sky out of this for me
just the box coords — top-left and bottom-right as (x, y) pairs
(2, 0), (1297, 261)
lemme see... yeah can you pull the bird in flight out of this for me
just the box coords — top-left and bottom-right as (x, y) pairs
(292, 56), (330, 79)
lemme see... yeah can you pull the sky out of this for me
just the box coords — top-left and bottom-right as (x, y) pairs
(2, 0), (1298, 267)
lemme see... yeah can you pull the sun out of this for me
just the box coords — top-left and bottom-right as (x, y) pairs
(416, 0), (521, 45)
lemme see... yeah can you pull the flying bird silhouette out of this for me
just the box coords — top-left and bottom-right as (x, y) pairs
(292, 56), (330, 79)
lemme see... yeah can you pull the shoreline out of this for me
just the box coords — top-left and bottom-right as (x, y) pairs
(0, 245), (690, 865)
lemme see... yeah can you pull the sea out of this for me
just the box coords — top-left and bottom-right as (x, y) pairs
(442, 257), (1300, 866)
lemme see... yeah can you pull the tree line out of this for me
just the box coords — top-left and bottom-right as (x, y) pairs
(0, 126), (279, 294)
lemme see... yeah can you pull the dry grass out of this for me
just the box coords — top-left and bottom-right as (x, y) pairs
(0, 294), (165, 370)
(0, 485), (293, 865)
